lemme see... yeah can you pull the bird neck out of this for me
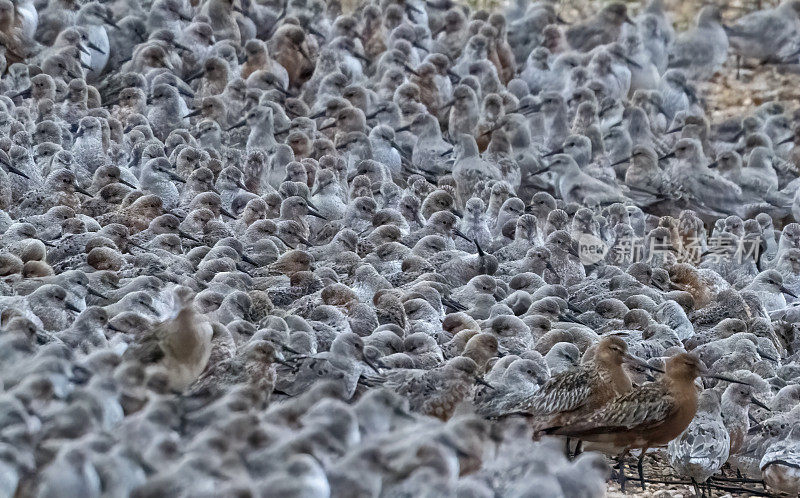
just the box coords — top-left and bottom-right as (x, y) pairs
(666, 374), (700, 407)
(596, 357), (632, 393)
(546, 107), (567, 129)
(166, 307), (205, 360)
(561, 162), (581, 177)
(249, 121), (274, 137)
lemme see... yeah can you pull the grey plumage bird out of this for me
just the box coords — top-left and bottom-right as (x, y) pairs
(1, 1), (798, 496)
(565, 3), (634, 52)
(668, 6), (728, 81)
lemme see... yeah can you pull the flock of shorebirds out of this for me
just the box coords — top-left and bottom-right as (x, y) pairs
(1, 0), (800, 496)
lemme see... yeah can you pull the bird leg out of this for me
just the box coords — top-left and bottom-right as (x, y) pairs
(563, 438), (581, 459)
(691, 477), (701, 498)
(637, 449), (647, 489)
(615, 450), (629, 491)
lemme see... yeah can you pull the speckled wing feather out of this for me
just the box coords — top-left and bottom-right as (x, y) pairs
(760, 438), (800, 470)
(180, 357), (243, 410)
(365, 368), (427, 395)
(277, 355), (338, 395)
(557, 383), (674, 436)
(668, 412), (730, 478)
(122, 325), (166, 364)
(189, 355), (244, 393)
(123, 339), (165, 364)
(523, 366), (594, 416)
(400, 370), (442, 406)
(416, 373), (464, 415)
(563, 178), (625, 206)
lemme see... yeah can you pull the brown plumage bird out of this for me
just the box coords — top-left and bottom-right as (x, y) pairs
(408, 62), (442, 116)
(360, 5), (386, 59)
(488, 13), (515, 84)
(460, 332), (498, 373)
(241, 39), (269, 80)
(0, 0), (28, 66)
(268, 249), (315, 276)
(549, 353), (746, 490)
(517, 336), (640, 427)
(268, 23), (314, 88)
(123, 288), (213, 391)
(96, 194), (164, 234)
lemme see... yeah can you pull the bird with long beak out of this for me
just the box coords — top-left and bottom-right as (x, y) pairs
(511, 336), (653, 430)
(549, 353), (750, 490)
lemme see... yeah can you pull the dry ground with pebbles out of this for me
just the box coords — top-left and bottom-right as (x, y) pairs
(604, 452), (772, 497)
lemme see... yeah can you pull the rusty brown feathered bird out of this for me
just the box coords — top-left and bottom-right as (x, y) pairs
(549, 353), (747, 490)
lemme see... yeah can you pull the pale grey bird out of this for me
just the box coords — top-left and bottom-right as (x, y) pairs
(452, 134), (501, 207)
(668, 5), (728, 81)
(410, 113), (452, 174)
(544, 342), (581, 374)
(658, 70), (699, 121)
(146, 83), (190, 141)
(519, 47), (551, 95)
(543, 230), (585, 286)
(75, 1), (114, 80)
(139, 158), (181, 211)
(666, 138), (743, 216)
(542, 154), (627, 206)
(35, 447), (102, 498)
(446, 84), (480, 139)
(565, 3), (634, 52)
(623, 145), (667, 205)
(277, 332), (379, 399)
(668, 390), (730, 489)
(722, 380), (772, 462)
(742, 269), (798, 312)
(235, 105), (277, 155)
(760, 424), (800, 496)
(474, 358), (549, 417)
(148, 0), (192, 33)
(726, 0), (800, 63)
(636, 10), (672, 74)
(538, 92), (570, 154)
(0, 284), (79, 331)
